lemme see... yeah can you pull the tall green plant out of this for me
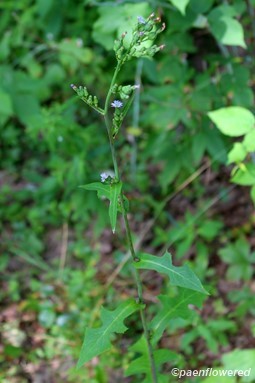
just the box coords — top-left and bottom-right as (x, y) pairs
(71, 14), (208, 382)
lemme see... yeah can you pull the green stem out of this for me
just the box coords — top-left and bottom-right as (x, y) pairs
(103, 64), (158, 383)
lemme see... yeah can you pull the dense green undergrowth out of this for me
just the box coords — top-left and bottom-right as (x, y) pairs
(0, 0), (255, 382)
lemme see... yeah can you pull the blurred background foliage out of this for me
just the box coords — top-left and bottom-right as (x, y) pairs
(0, 0), (255, 382)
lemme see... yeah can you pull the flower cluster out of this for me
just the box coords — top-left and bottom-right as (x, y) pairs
(110, 85), (140, 138)
(114, 13), (165, 63)
(112, 103), (124, 139)
(70, 84), (104, 114)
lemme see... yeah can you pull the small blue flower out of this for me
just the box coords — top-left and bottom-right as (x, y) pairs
(111, 100), (123, 108)
(100, 172), (109, 182)
(137, 16), (146, 24)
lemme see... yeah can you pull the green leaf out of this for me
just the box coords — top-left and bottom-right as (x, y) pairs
(150, 289), (205, 341)
(202, 370), (236, 383)
(243, 129), (255, 152)
(208, 107), (255, 137)
(80, 182), (111, 199)
(92, 3), (151, 50)
(0, 89), (13, 116)
(125, 336), (179, 383)
(169, 0), (190, 15)
(80, 182), (122, 232)
(134, 251), (208, 294)
(210, 17), (246, 48)
(198, 219), (223, 240)
(189, 0), (214, 14)
(109, 182), (122, 233)
(77, 299), (140, 368)
(231, 163), (255, 186)
(222, 349), (255, 382)
(228, 143), (247, 164)
(12, 93), (43, 127)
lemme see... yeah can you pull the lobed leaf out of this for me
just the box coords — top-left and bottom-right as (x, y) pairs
(77, 299), (140, 368)
(134, 251), (208, 294)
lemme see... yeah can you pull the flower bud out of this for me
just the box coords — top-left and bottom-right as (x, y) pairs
(93, 96), (98, 106)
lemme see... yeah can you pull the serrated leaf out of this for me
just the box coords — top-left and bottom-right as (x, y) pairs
(208, 107), (255, 137)
(150, 289), (205, 342)
(134, 251), (208, 294)
(77, 299), (140, 368)
(125, 336), (179, 383)
(169, 0), (190, 15)
(109, 182), (122, 233)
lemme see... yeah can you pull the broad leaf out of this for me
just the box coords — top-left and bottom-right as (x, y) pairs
(77, 299), (140, 368)
(243, 129), (255, 152)
(169, 0), (190, 15)
(92, 3), (151, 50)
(134, 251), (208, 294)
(208, 107), (255, 137)
(150, 289), (205, 341)
(208, 5), (246, 48)
(109, 182), (122, 233)
(222, 349), (255, 382)
(125, 336), (179, 383)
(210, 17), (246, 48)
(227, 143), (247, 164)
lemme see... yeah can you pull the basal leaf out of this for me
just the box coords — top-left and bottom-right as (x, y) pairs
(208, 107), (255, 137)
(134, 251), (208, 294)
(125, 336), (179, 383)
(150, 289), (205, 342)
(109, 182), (122, 233)
(77, 299), (140, 368)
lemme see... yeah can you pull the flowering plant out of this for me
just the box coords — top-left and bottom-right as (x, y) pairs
(71, 13), (207, 382)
